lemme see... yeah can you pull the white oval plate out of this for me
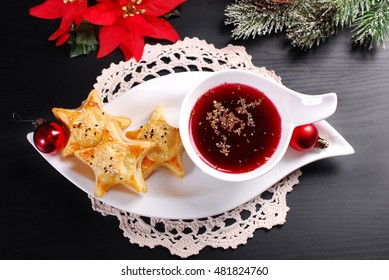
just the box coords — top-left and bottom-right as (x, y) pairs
(27, 72), (354, 219)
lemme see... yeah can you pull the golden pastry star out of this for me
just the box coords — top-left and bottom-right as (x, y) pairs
(74, 122), (154, 198)
(52, 89), (131, 158)
(126, 105), (184, 179)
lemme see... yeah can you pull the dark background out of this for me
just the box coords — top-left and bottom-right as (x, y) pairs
(1, 0), (388, 259)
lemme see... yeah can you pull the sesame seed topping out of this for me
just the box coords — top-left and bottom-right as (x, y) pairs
(204, 97), (262, 156)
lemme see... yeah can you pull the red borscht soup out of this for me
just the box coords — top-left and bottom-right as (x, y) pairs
(189, 83), (281, 173)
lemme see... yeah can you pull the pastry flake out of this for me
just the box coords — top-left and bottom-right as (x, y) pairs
(74, 122), (154, 198)
(52, 89), (131, 158)
(126, 105), (184, 179)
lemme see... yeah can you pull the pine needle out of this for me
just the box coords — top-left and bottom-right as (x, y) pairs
(353, 0), (389, 49)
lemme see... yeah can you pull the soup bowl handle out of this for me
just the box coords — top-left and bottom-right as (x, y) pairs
(285, 92), (338, 126)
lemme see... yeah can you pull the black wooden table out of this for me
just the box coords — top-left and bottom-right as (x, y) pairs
(1, 0), (389, 259)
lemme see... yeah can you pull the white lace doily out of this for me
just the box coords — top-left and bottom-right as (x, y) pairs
(92, 37), (302, 258)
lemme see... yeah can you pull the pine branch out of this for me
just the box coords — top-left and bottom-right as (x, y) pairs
(353, 0), (389, 49)
(225, 0), (389, 50)
(286, 0), (338, 50)
(225, 0), (292, 39)
(286, 0), (370, 50)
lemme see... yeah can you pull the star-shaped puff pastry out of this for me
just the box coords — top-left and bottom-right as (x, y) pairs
(125, 105), (184, 179)
(52, 89), (131, 158)
(74, 122), (154, 198)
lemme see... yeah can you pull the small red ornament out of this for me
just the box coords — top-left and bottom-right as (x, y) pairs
(33, 119), (67, 154)
(290, 123), (328, 152)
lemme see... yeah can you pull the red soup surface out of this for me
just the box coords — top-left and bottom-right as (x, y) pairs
(189, 83), (281, 173)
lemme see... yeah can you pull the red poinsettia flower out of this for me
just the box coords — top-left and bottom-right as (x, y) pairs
(29, 0), (88, 46)
(83, 0), (186, 61)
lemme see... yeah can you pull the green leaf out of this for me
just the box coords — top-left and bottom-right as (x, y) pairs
(164, 9), (180, 19)
(68, 21), (99, 58)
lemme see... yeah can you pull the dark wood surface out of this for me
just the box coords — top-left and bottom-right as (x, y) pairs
(1, 0), (389, 259)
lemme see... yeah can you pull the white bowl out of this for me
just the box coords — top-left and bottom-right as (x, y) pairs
(179, 69), (337, 182)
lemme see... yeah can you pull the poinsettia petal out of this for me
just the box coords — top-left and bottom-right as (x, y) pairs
(73, 0), (88, 25)
(29, 0), (66, 19)
(152, 20), (180, 42)
(119, 0), (129, 6)
(48, 11), (74, 41)
(137, 16), (180, 42)
(120, 33), (145, 61)
(140, 0), (186, 17)
(83, 2), (122, 25)
(97, 22), (126, 58)
(75, 0), (88, 8)
(124, 15), (149, 36)
(55, 32), (70, 46)
(119, 44), (133, 62)
(48, 27), (67, 42)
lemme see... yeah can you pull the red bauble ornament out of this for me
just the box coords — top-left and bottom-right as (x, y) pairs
(33, 120), (67, 154)
(290, 124), (328, 152)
